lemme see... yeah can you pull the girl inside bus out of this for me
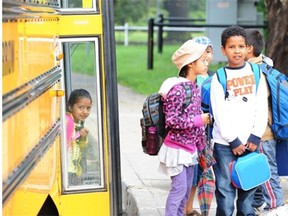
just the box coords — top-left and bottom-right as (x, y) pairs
(66, 89), (92, 185)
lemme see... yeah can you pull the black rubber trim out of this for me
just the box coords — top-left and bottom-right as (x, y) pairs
(2, 66), (62, 121)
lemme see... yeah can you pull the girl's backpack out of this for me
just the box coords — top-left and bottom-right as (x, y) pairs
(140, 82), (192, 155)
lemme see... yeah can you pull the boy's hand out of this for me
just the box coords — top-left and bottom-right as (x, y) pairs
(245, 142), (257, 152)
(232, 144), (247, 156)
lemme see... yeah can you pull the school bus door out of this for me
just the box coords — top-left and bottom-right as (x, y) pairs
(56, 0), (122, 215)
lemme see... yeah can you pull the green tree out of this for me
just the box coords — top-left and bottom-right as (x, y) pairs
(163, 0), (190, 42)
(163, 0), (205, 42)
(265, 0), (288, 75)
(114, 0), (149, 25)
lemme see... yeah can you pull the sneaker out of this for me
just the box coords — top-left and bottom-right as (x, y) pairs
(254, 203), (267, 216)
(186, 210), (201, 216)
(259, 204), (288, 216)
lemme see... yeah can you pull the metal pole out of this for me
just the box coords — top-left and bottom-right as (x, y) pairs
(124, 23), (129, 46)
(157, 14), (163, 53)
(147, 18), (154, 70)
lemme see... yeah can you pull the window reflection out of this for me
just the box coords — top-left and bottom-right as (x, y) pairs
(62, 39), (103, 191)
(61, 0), (95, 9)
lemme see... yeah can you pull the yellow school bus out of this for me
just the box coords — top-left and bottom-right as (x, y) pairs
(2, 0), (122, 215)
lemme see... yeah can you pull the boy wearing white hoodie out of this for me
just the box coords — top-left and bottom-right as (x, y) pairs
(210, 25), (268, 216)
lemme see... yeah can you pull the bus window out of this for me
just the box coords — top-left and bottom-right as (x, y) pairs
(60, 38), (104, 192)
(61, 0), (96, 10)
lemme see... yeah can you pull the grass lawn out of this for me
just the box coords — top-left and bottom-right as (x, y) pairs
(116, 44), (224, 95)
(116, 44), (178, 95)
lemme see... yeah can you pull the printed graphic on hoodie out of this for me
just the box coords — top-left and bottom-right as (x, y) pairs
(227, 74), (256, 97)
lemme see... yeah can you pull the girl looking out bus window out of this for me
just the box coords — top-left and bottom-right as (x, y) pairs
(66, 89), (92, 185)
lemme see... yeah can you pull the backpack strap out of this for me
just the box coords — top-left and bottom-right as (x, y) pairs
(249, 62), (260, 92)
(216, 67), (229, 99)
(180, 82), (192, 108)
(259, 62), (271, 76)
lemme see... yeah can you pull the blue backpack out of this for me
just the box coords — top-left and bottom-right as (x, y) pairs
(201, 63), (260, 135)
(259, 63), (288, 140)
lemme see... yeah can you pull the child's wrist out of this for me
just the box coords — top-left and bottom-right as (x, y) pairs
(79, 136), (87, 141)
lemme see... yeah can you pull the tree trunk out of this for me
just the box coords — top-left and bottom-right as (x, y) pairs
(163, 0), (191, 42)
(265, 0), (288, 75)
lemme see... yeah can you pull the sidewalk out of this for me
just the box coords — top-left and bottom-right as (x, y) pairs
(119, 84), (170, 215)
(118, 84), (288, 216)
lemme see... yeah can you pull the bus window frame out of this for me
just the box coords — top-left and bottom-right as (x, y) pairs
(59, 37), (106, 193)
(60, 0), (98, 13)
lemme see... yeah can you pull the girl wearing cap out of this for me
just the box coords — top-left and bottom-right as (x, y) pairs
(185, 36), (214, 216)
(157, 39), (211, 216)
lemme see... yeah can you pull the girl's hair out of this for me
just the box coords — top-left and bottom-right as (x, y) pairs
(179, 65), (188, 78)
(221, 25), (247, 47)
(245, 29), (264, 57)
(67, 89), (92, 108)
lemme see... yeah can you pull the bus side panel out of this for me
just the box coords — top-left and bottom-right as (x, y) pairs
(2, 87), (61, 177)
(59, 15), (102, 36)
(2, 21), (22, 94)
(2, 138), (60, 216)
(2, 6), (62, 215)
(25, 18), (59, 77)
(2, 18), (59, 94)
(59, 193), (110, 216)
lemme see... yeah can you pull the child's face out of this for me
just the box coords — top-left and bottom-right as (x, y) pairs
(69, 97), (92, 122)
(221, 36), (247, 67)
(192, 47), (213, 76)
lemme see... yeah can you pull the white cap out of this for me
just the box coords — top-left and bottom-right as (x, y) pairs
(172, 39), (208, 74)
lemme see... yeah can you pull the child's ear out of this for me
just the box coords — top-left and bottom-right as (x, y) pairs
(221, 46), (226, 56)
(68, 105), (72, 112)
(187, 62), (194, 68)
(246, 45), (253, 54)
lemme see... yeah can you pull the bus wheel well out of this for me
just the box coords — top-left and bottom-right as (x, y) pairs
(37, 195), (59, 216)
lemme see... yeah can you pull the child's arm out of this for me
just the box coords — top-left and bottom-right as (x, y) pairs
(78, 127), (89, 147)
(247, 71), (268, 144)
(165, 84), (204, 129)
